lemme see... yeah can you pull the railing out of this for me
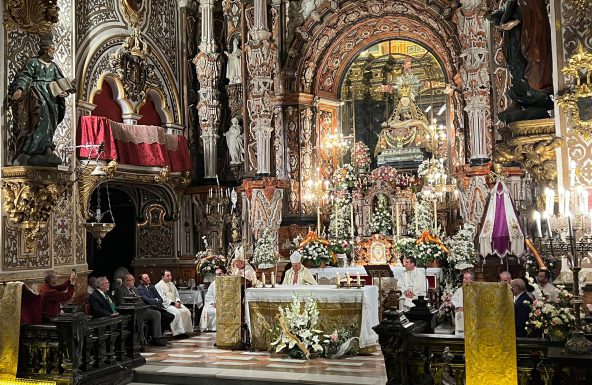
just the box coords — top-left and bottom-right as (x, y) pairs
(374, 310), (591, 385)
(18, 302), (149, 385)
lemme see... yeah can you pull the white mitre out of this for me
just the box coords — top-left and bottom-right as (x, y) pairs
(233, 245), (245, 262)
(290, 250), (302, 264)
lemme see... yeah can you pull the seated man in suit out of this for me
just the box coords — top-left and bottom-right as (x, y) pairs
(155, 270), (193, 338)
(40, 269), (77, 322)
(89, 276), (119, 318)
(114, 274), (165, 346)
(282, 251), (317, 286)
(137, 273), (174, 333)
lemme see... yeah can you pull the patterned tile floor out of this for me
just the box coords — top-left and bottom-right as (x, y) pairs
(135, 332), (387, 385)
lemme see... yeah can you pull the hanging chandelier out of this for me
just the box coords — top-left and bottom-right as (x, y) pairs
(84, 182), (116, 249)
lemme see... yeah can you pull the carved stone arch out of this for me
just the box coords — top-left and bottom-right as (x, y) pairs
(136, 87), (175, 124)
(284, 0), (460, 98)
(89, 73), (135, 116)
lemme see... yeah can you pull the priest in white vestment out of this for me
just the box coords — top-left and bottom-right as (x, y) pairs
(200, 268), (225, 332)
(230, 246), (261, 286)
(397, 256), (427, 312)
(282, 251), (317, 285)
(451, 271), (474, 335)
(155, 270), (193, 337)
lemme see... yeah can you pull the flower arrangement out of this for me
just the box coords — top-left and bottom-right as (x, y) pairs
(352, 141), (371, 170)
(415, 231), (448, 267)
(525, 277), (576, 340)
(370, 166), (398, 184)
(395, 237), (418, 261)
(252, 227), (279, 269)
(322, 325), (359, 358)
(418, 157), (445, 181)
(300, 241), (331, 268)
(330, 164), (357, 189)
(329, 201), (353, 242)
(195, 236), (227, 280)
(369, 195), (392, 235)
(394, 172), (416, 188)
(329, 239), (354, 257)
(269, 296), (324, 359)
(447, 224), (477, 270)
(437, 282), (457, 322)
(409, 196), (440, 237)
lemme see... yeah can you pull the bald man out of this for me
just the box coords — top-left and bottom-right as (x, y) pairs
(511, 278), (532, 338)
(500, 271), (512, 285)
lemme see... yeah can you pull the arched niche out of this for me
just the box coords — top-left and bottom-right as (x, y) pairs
(136, 88), (175, 126)
(89, 74), (134, 120)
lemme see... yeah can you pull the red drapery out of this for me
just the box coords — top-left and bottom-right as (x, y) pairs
(78, 116), (191, 172)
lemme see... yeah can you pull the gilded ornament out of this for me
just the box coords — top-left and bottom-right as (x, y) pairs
(4, 0), (59, 33)
(557, 44), (592, 140)
(154, 166), (170, 184)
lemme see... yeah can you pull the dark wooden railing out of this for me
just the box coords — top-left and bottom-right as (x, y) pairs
(374, 310), (592, 385)
(18, 301), (148, 385)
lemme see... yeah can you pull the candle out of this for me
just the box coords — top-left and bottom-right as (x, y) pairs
(564, 190), (571, 217)
(533, 211), (542, 238)
(262, 273), (266, 287)
(336, 272), (340, 288)
(216, 174), (220, 186)
(581, 188), (589, 216)
(317, 206), (321, 235)
(570, 161), (576, 186)
(350, 204), (355, 238)
(433, 199), (437, 233)
(356, 273), (361, 287)
(271, 272), (275, 286)
(346, 272), (351, 287)
(542, 211), (552, 238)
(558, 186), (565, 216)
(396, 203), (401, 237)
(415, 203), (419, 234)
(545, 187), (554, 216)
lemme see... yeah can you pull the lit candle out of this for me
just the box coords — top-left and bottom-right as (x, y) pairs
(558, 186), (565, 216)
(545, 187), (554, 216)
(356, 273), (361, 287)
(271, 272), (275, 286)
(262, 273), (266, 287)
(317, 206), (321, 235)
(533, 211), (542, 238)
(346, 272), (351, 287)
(415, 203), (419, 234)
(350, 204), (355, 238)
(396, 203), (401, 237)
(433, 199), (437, 233)
(336, 272), (340, 288)
(581, 188), (589, 216)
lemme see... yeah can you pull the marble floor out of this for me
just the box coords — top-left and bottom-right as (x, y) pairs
(132, 332), (387, 385)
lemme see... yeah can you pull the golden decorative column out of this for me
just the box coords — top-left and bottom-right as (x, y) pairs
(0, 282), (23, 380)
(215, 276), (242, 349)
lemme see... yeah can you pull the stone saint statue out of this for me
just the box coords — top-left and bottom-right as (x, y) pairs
(488, 0), (553, 123)
(11, 34), (72, 166)
(224, 117), (244, 165)
(225, 38), (242, 84)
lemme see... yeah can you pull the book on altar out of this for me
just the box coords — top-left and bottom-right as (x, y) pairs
(49, 77), (76, 97)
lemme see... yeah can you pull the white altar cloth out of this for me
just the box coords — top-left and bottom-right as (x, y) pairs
(309, 266), (443, 282)
(245, 285), (379, 348)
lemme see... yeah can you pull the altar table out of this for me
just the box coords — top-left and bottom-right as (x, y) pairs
(309, 266), (443, 287)
(245, 285), (379, 351)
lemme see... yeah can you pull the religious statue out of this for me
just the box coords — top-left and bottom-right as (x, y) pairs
(11, 34), (74, 166)
(225, 38), (242, 84)
(374, 59), (429, 161)
(488, 0), (553, 123)
(224, 117), (244, 165)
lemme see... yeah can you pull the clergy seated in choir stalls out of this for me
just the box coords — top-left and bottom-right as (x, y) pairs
(397, 256), (427, 312)
(155, 270), (193, 338)
(230, 245), (261, 286)
(200, 266), (226, 332)
(89, 276), (119, 318)
(137, 273), (175, 334)
(40, 269), (77, 322)
(114, 274), (166, 346)
(282, 251), (318, 286)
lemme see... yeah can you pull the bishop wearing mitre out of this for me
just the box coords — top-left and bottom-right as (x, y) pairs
(282, 251), (317, 286)
(230, 245), (261, 286)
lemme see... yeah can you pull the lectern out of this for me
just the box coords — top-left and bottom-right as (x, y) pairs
(364, 265), (393, 321)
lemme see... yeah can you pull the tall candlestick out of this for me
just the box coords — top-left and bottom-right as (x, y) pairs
(350, 204), (355, 238)
(317, 206), (321, 235)
(346, 272), (351, 287)
(565, 190), (571, 217)
(356, 273), (361, 287)
(336, 272), (340, 288)
(396, 203), (401, 237)
(271, 272), (275, 286)
(534, 211), (542, 238)
(545, 187), (554, 216)
(415, 203), (419, 234)
(433, 199), (437, 233)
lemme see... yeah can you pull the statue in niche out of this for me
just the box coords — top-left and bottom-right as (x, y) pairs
(225, 38), (242, 84)
(374, 59), (429, 160)
(224, 117), (244, 164)
(488, 0), (553, 123)
(11, 34), (74, 166)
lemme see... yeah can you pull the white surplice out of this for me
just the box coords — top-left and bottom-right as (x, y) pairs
(451, 286), (464, 335)
(200, 281), (216, 332)
(155, 280), (193, 336)
(397, 267), (427, 311)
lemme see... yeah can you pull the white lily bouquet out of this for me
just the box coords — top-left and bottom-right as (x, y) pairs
(252, 227), (279, 269)
(269, 296), (324, 359)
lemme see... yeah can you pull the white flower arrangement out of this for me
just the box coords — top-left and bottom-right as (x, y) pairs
(447, 224), (477, 269)
(417, 157), (445, 181)
(252, 227), (279, 269)
(300, 242), (331, 268)
(329, 201), (352, 241)
(369, 194), (392, 234)
(270, 296), (324, 359)
(330, 163), (357, 189)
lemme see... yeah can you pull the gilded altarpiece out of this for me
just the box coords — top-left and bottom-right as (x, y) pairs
(136, 205), (175, 260)
(317, 107), (338, 181)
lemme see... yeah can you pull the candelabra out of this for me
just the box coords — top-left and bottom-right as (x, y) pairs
(205, 185), (233, 226)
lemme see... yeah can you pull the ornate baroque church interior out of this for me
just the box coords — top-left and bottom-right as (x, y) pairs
(1, 0), (592, 384)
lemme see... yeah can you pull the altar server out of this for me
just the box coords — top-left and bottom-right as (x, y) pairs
(155, 270), (193, 337)
(397, 256), (427, 311)
(282, 251), (317, 286)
